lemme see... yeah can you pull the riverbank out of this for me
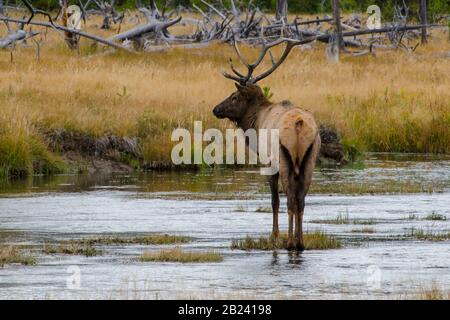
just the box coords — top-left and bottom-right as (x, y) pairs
(1, 17), (449, 179)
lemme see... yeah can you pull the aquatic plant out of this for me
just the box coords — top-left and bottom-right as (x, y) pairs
(67, 234), (192, 245)
(43, 243), (100, 257)
(0, 246), (36, 267)
(139, 247), (223, 263)
(424, 212), (447, 221)
(231, 232), (342, 251)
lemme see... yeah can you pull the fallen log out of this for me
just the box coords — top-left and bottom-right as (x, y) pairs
(0, 29), (39, 48)
(0, 16), (130, 51)
(109, 16), (182, 42)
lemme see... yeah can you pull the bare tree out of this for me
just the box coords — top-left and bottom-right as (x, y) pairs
(332, 0), (344, 50)
(275, 0), (287, 23)
(419, 0), (428, 43)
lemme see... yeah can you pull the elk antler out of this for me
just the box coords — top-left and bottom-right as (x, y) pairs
(223, 37), (316, 85)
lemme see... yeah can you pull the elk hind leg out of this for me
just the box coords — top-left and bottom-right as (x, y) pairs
(268, 173), (280, 239)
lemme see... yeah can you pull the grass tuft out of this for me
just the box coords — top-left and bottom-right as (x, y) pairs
(231, 232), (342, 251)
(351, 227), (375, 234)
(0, 245), (36, 267)
(139, 247), (223, 263)
(311, 213), (350, 225)
(424, 212), (447, 221)
(43, 243), (100, 257)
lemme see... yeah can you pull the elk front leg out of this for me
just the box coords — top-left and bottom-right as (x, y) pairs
(268, 173), (280, 239)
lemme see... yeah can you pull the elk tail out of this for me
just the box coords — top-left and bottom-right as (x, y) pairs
(280, 114), (317, 179)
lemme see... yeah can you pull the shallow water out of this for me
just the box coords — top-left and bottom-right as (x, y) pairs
(0, 153), (449, 299)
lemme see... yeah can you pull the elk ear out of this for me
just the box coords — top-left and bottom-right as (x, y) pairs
(235, 83), (246, 91)
(235, 83), (251, 97)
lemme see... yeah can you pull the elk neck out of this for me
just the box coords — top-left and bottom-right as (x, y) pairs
(236, 98), (271, 131)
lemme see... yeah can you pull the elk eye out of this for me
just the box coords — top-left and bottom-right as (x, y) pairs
(232, 96), (238, 102)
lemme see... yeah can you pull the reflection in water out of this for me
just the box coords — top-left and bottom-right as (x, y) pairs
(0, 153), (449, 299)
(1, 153), (449, 197)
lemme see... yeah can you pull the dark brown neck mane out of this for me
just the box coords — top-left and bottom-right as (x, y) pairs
(237, 96), (271, 131)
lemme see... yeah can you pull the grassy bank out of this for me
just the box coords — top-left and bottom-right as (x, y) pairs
(1, 15), (449, 179)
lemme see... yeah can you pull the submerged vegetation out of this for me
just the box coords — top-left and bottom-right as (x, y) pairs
(0, 246), (36, 267)
(67, 234), (192, 245)
(424, 212), (447, 221)
(43, 243), (101, 257)
(351, 228), (375, 234)
(311, 213), (376, 225)
(231, 232), (342, 251)
(408, 228), (450, 241)
(139, 247), (223, 263)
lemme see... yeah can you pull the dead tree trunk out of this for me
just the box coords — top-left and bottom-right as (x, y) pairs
(419, 0), (428, 44)
(276, 0), (288, 23)
(332, 0), (344, 49)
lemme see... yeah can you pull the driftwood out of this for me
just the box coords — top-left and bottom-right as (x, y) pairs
(0, 16), (129, 51)
(0, 0), (445, 58)
(0, 28), (38, 48)
(110, 17), (181, 42)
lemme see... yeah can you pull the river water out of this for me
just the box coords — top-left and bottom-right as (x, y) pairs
(0, 153), (449, 299)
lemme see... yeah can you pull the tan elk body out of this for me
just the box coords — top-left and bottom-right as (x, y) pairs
(213, 39), (321, 250)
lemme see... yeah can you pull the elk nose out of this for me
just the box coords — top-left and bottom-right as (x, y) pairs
(213, 107), (220, 117)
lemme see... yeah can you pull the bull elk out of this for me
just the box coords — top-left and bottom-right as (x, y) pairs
(213, 39), (321, 250)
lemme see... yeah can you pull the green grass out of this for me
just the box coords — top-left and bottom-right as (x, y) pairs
(0, 131), (65, 181)
(332, 91), (450, 154)
(0, 245), (36, 267)
(408, 228), (450, 241)
(139, 247), (223, 263)
(311, 213), (377, 225)
(43, 243), (100, 257)
(231, 232), (342, 251)
(424, 212), (447, 221)
(311, 213), (350, 225)
(67, 234), (192, 246)
(351, 227), (375, 234)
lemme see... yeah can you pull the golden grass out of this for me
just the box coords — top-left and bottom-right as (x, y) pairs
(0, 245), (36, 266)
(231, 232), (342, 250)
(68, 234), (192, 245)
(1, 14), (449, 177)
(417, 286), (450, 300)
(139, 247), (223, 263)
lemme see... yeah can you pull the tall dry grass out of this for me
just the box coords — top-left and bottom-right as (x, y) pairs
(1, 14), (449, 178)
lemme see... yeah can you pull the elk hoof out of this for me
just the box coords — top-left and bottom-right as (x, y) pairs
(270, 231), (279, 240)
(295, 242), (305, 252)
(286, 239), (295, 251)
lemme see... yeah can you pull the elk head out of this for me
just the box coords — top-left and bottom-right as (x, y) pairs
(213, 83), (265, 121)
(213, 38), (307, 124)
